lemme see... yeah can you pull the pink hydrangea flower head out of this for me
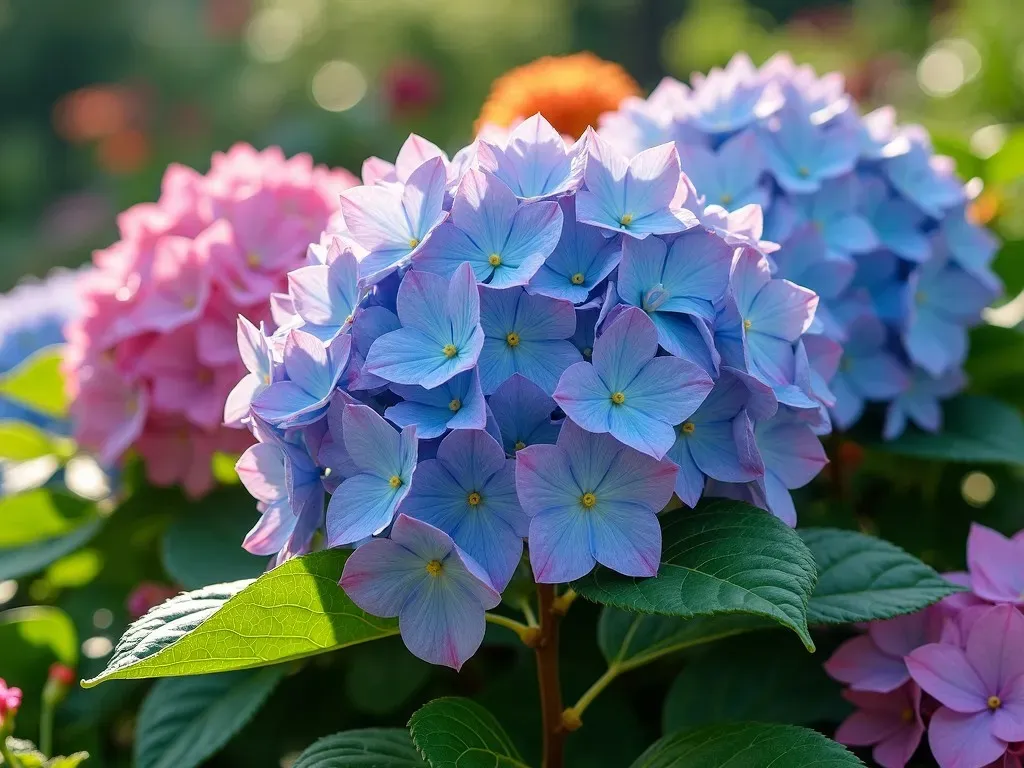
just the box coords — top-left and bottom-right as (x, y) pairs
(906, 604), (1024, 768)
(836, 682), (924, 768)
(66, 145), (356, 498)
(0, 678), (21, 729)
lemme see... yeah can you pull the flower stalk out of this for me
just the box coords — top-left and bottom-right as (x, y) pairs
(535, 583), (566, 768)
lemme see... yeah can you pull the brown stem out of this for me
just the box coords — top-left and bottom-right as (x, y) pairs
(535, 583), (565, 768)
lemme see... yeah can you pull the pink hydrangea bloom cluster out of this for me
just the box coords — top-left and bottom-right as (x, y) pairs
(825, 524), (1024, 768)
(0, 678), (21, 730)
(65, 144), (356, 498)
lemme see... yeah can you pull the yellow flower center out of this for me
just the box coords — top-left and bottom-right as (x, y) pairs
(582, 347), (592, 359)
(388, 475), (403, 489)
(448, 398), (462, 412)
(571, 272), (585, 285)
(443, 343), (458, 359)
(901, 708), (914, 723)
(580, 492), (597, 508)
(720, 193), (733, 206)
(262, 373), (271, 385)
(488, 253), (502, 267)
(619, 213), (633, 226)
(797, 166), (810, 178)
(425, 559), (443, 577)
(989, 695), (1002, 710)
(183, 295), (197, 309)
(743, 318), (752, 331)
(246, 252), (261, 267)
(915, 291), (928, 305)
(681, 421), (695, 435)
(408, 238), (420, 249)
(610, 391), (626, 405)
(467, 491), (482, 506)
(514, 440), (526, 451)
(506, 332), (520, 347)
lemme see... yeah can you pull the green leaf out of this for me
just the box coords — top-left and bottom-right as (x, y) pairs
(0, 421), (73, 462)
(45, 548), (103, 588)
(989, 128), (1024, 185)
(160, 490), (267, 589)
(0, 516), (105, 581)
(0, 346), (68, 418)
(45, 754), (90, 768)
(629, 723), (864, 767)
(292, 729), (426, 768)
(134, 667), (285, 768)
(573, 501), (818, 651)
(408, 697), (529, 768)
(662, 633), (849, 732)
(0, 490), (93, 548)
(597, 608), (771, 670)
(801, 528), (963, 624)
(344, 639), (432, 716)
(0, 605), (78, 666)
(83, 549), (397, 686)
(879, 395), (1024, 465)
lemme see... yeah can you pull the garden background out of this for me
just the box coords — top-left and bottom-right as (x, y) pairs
(1, 0), (1023, 766)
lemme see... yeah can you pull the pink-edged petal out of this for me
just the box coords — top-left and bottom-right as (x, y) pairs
(528, 506), (594, 584)
(235, 443), (286, 504)
(966, 604), (1024, 694)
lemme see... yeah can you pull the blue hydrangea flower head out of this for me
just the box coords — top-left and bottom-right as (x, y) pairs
(340, 513), (500, 670)
(884, 366), (966, 440)
(232, 120), (838, 668)
(516, 419), (677, 583)
(829, 313), (909, 429)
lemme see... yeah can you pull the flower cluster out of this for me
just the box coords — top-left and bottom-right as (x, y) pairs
(232, 116), (832, 669)
(599, 53), (1001, 438)
(0, 678), (20, 731)
(65, 144), (356, 498)
(825, 524), (1024, 768)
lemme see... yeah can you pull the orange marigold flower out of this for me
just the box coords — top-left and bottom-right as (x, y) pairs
(476, 53), (641, 140)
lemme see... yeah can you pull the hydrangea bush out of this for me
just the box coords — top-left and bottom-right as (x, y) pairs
(3, 51), (1018, 768)
(599, 53), (1002, 437)
(64, 145), (356, 497)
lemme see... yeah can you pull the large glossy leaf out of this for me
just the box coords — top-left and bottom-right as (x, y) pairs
(880, 395), (1024, 465)
(408, 697), (529, 768)
(597, 608), (770, 670)
(629, 723), (864, 767)
(292, 729), (426, 768)
(0, 346), (68, 418)
(801, 528), (963, 624)
(83, 549), (397, 686)
(662, 633), (849, 732)
(134, 667), (285, 768)
(573, 501), (818, 650)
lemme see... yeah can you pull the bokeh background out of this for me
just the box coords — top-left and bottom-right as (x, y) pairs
(1, 1), (1023, 765)
(2, 0), (1021, 292)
